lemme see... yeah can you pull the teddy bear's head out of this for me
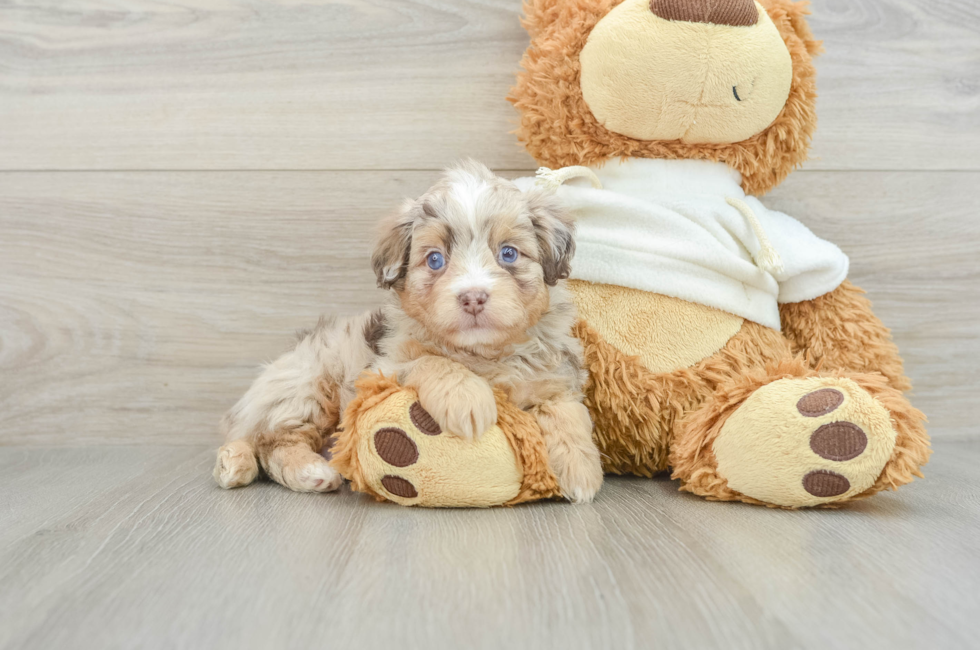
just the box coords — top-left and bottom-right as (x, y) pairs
(509, 0), (822, 195)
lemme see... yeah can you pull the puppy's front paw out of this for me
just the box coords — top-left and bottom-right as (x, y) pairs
(552, 443), (604, 504)
(418, 375), (497, 440)
(535, 401), (604, 504)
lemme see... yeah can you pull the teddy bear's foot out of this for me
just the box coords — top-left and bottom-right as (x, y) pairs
(712, 377), (898, 507)
(334, 388), (523, 507)
(672, 363), (929, 508)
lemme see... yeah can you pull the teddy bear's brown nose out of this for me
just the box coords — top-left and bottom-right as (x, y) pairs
(649, 0), (758, 27)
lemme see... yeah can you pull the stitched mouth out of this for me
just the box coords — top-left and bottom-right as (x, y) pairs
(733, 78), (757, 102)
(679, 100), (729, 109)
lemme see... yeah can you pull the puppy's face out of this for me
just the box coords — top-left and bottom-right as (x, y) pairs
(372, 161), (574, 351)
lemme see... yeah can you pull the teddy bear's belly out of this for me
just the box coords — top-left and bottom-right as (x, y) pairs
(568, 280), (744, 374)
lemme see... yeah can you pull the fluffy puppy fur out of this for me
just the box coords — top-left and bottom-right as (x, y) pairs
(215, 161), (603, 503)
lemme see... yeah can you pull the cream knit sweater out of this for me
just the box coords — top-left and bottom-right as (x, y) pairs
(514, 158), (849, 331)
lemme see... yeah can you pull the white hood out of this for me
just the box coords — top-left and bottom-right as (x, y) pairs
(514, 158), (849, 331)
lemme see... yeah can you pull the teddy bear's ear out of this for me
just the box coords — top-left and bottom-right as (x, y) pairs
(762, 0), (823, 57)
(521, 0), (604, 38)
(520, 0), (561, 38)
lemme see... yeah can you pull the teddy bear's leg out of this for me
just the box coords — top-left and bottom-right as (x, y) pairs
(670, 359), (930, 507)
(780, 280), (911, 392)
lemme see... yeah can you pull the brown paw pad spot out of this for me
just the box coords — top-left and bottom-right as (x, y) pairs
(796, 388), (845, 417)
(802, 470), (850, 498)
(381, 475), (418, 499)
(409, 401), (441, 436)
(810, 422), (867, 461)
(374, 427), (418, 467)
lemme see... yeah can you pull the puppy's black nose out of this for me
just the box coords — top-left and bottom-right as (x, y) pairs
(458, 290), (489, 316)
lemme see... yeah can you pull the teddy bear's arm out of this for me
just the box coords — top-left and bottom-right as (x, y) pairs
(778, 279), (911, 392)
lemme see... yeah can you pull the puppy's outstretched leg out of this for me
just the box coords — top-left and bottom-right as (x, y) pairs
(256, 422), (342, 493)
(532, 399), (603, 503)
(221, 399), (342, 493)
(218, 314), (374, 493)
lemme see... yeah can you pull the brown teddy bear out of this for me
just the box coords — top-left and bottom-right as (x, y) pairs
(332, 0), (930, 508)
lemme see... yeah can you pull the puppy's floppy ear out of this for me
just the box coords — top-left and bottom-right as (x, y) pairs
(527, 189), (575, 286)
(372, 199), (419, 290)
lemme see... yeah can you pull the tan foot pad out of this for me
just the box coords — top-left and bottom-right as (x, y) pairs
(330, 374), (560, 508)
(714, 378), (897, 507)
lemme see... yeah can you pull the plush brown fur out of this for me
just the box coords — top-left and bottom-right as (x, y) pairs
(575, 317), (791, 476)
(576, 287), (930, 506)
(504, 0), (929, 508)
(509, 0), (821, 196)
(780, 279), (911, 392)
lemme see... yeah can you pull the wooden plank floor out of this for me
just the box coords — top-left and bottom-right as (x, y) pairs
(1, 440), (978, 650)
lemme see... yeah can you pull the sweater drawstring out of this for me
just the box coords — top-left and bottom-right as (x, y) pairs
(535, 166), (603, 190)
(726, 196), (785, 276)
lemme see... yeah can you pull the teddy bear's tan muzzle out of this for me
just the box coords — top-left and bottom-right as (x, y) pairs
(649, 0), (758, 27)
(579, 0), (792, 144)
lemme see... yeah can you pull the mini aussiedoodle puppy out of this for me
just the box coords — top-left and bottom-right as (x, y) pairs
(214, 161), (603, 503)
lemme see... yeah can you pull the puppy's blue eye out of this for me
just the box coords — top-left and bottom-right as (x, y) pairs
(426, 251), (445, 270)
(499, 246), (519, 264)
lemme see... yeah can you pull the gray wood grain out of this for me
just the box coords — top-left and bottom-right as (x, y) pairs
(1, 170), (977, 446)
(0, 441), (977, 650)
(0, 0), (977, 172)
